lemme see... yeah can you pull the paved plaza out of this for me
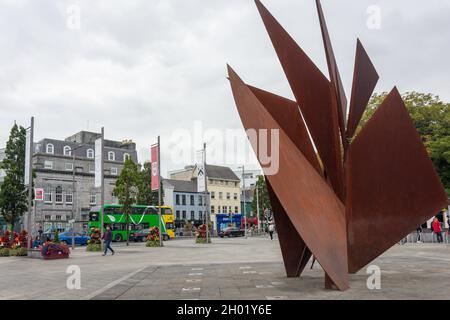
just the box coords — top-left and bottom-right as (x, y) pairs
(0, 237), (449, 300)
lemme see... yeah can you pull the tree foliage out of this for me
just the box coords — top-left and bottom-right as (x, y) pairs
(251, 175), (272, 220)
(359, 91), (450, 195)
(113, 158), (140, 245)
(0, 123), (28, 230)
(136, 162), (163, 206)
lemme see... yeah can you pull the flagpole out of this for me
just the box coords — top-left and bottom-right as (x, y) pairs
(204, 143), (209, 243)
(27, 117), (34, 245)
(157, 136), (163, 247)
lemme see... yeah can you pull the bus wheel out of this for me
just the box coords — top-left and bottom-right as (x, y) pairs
(115, 234), (122, 242)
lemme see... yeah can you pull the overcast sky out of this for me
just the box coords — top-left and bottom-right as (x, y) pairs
(1, 0), (449, 176)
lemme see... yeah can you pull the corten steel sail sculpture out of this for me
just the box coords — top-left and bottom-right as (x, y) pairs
(228, 0), (448, 291)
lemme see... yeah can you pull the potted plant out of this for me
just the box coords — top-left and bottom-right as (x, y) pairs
(195, 224), (211, 244)
(146, 227), (161, 247)
(86, 227), (102, 252)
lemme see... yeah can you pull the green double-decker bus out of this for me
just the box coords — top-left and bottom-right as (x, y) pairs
(88, 204), (174, 242)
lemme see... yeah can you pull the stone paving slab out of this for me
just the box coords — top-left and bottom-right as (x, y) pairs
(0, 238), (449, 300)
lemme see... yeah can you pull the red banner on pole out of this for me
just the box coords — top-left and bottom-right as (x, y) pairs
(151, 144), (159, 191)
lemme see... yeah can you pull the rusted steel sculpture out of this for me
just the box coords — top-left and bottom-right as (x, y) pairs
(228, 0), (448, 291)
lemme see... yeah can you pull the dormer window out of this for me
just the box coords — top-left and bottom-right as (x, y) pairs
(87, 149), (94, 159)
(108, 151), (115, 161)
(123, 153), (130, 162)
(46, 143), (54, 154)
(63, 146), (71, 156)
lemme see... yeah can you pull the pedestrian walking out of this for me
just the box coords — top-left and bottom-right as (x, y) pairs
(432, 217), (443, 243)
(268, 223), (274, 240)
(102, 226), (115, 256)
(416, 226), (423, 243)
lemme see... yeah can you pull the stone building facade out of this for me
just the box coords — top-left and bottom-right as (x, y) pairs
(28, 131), (138, 234)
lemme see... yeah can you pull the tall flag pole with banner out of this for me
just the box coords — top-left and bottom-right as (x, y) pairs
(196, 143), (209, 243)
(95, 127), (105, 248)
(151, 137), (163, 247)
(25, 117), (34, 242)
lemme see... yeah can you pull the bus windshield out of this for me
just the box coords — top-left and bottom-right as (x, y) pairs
(89, 211), (99, 222)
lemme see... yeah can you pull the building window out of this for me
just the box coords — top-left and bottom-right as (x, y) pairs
(55, 215), (62, 221)
(223, 207), (227, 214)
(176, 194), (180, 205)
(235, 206), (239, 213)
(199, 211), (203, 220)
(181, 195), (186, 205)
(55, 186), (63, 204)
(190, 195), (194, 206)
(89, 164), (95, 173)
(44, 160), (53, 169)
(219, 192), (223, 200)
(87, 149), (94, 159)
(211, 191), (215, 199)
(111, 167), (118, 175)
(229, 206), (232, 213)
(65, 190), (73, 204)
(44, 215), (51, 221)
(44, 187), (52, 203)
(218, 206), (221, 213)
(90, 191), (96, 205)
(123, 153), (130, 162)
(198, 195), (203, 206)
(234, 193), (238, 200)
(211, 206), (215, 214)
(182, 210), (186, 219)
(65, 163), (73, 171)
(108, 151), (115, 161)
(190, 211), (195, 221)
(63, 146), (71, 156)
(227, 192), (230, 200)
(46, 143), (54, 154)
(176, 210), (180, 220)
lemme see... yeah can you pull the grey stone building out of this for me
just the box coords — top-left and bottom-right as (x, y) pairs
(29, 131), (138, 235)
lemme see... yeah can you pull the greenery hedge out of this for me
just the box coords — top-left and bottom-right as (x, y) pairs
(195, 237), (212, 244)
(146, 240), (161, 247)
(0, 247), (28, 256)
(86, 243), (102, 252)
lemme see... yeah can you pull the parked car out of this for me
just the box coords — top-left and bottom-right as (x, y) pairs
(59, 232), (90, 246)
(219, 227), (245, 238)
(130, 229), (170, 242)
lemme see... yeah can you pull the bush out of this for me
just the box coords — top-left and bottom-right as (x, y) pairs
(0, 248), (10, 257)
(86, 243), (102, 252)
(15, 247), (28, 256)
(146, 240), (161, 247)
(195, 237), (212, 244)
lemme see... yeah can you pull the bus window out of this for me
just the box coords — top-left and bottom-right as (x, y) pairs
(89, 212), (99, 222)
(165, 222), (174, 230)
(145, 207), (158, 215)
(132, 207), (146, 215)
(163, 208), (172, 215)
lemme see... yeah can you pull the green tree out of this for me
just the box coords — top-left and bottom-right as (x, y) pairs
(359, 91), (450, 195)
(136, 162), (164, 206)
(0, 123), (28, 232)
(113, 158), (140, 246)
(251, 175), (272, 221)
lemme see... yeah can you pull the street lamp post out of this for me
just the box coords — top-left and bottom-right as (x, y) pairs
(239, 166), (247, 239)
(256, 183), (260, 234)
(71, 144), (85, 250)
